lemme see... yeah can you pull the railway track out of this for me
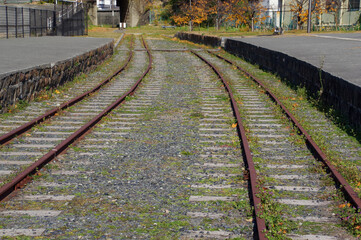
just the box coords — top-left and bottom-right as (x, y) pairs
(0, 34), (129, 143)
(193, 50), (360, 239)
(0, 36), (359, 239)
(0, 35), (150, 197)
(0, 36), (133, 147)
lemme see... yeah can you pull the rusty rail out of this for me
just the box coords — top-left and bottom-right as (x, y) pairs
(0, 36), (152, 202)
(191, 51), (267, 240)
(0, 36), (133, 146)
(210, 51), (361, 210)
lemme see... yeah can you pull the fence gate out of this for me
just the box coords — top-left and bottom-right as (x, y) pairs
(57, 1), (88, 36)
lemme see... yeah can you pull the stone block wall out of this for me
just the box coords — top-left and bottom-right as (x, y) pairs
(175, 32), (221, 47)
(0, 42), (113, 113)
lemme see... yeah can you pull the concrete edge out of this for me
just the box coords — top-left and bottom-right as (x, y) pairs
(114, 33), (125, 49)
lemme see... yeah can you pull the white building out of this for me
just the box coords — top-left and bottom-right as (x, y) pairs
(97, 0), (116, 9)
(262, 0), (283, 28)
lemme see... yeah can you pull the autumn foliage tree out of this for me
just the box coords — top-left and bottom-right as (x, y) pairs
(223, 0), (248, 27)
(207, 0), (227, 30)
(172, 0), (209, 28)
(170, 0), (265, 30)
(290, 0), (308, 29)
(326, 0), (344, 27)
(290, 0), (324, 29)
(224, 0), (266, 30)
(245, 0), (267, 30)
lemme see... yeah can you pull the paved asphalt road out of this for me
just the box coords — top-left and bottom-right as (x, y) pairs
(0, 36), (113, 76)
(228, 33), (361, 87)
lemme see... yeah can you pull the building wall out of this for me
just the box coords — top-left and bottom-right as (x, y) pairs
(98, 9), (120, 26)
(95, 0), (147, 27)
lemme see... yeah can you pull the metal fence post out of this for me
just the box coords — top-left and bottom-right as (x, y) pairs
(62, 1), (64, 36)
(45, 10), (49, 35)
(81, 6), (84, 35)
(22, 8), (25, 37)
(53, 10), (56, 35)
(307, 0), (312, 33)
(29, 8), (31, 37)
(40, 10), (43, 36)
(34, 9), (37, 36)
(5, 6), (8, 39)
(69, 3), (72, 36)
(85, 3), (88, 35)
(15, 8), (18, 38)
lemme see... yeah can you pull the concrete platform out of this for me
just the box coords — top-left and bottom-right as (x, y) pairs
(0, 36), (114, 112)
(221, 33), (361, 129)
(227, 33), (361, 87)
(0, 36), (113, 76)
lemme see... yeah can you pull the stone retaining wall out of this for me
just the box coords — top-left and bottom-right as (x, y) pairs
(175, 31), (361, 130)
(175, 32), (221, 47)
(0, 42), (113, 113)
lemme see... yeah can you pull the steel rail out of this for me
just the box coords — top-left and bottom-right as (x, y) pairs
(133, 49), (221, 52)
(191, 51), (267, 240)
(0, 36), (133, 146)
(0, 36), (152, 202)
(210, 51), (361, 210)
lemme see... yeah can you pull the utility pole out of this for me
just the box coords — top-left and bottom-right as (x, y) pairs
(53, 0), (56, 35)
(189, 0), (192, 31)
(279, 0), (282, 31)
(216, 0), (219, 30)
(111, 0), (114, 28)
(307, 0), (312, 33)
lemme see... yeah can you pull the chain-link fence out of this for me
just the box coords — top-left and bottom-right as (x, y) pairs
(255, 7), (361, 31)
(150, 3), (360, 32)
